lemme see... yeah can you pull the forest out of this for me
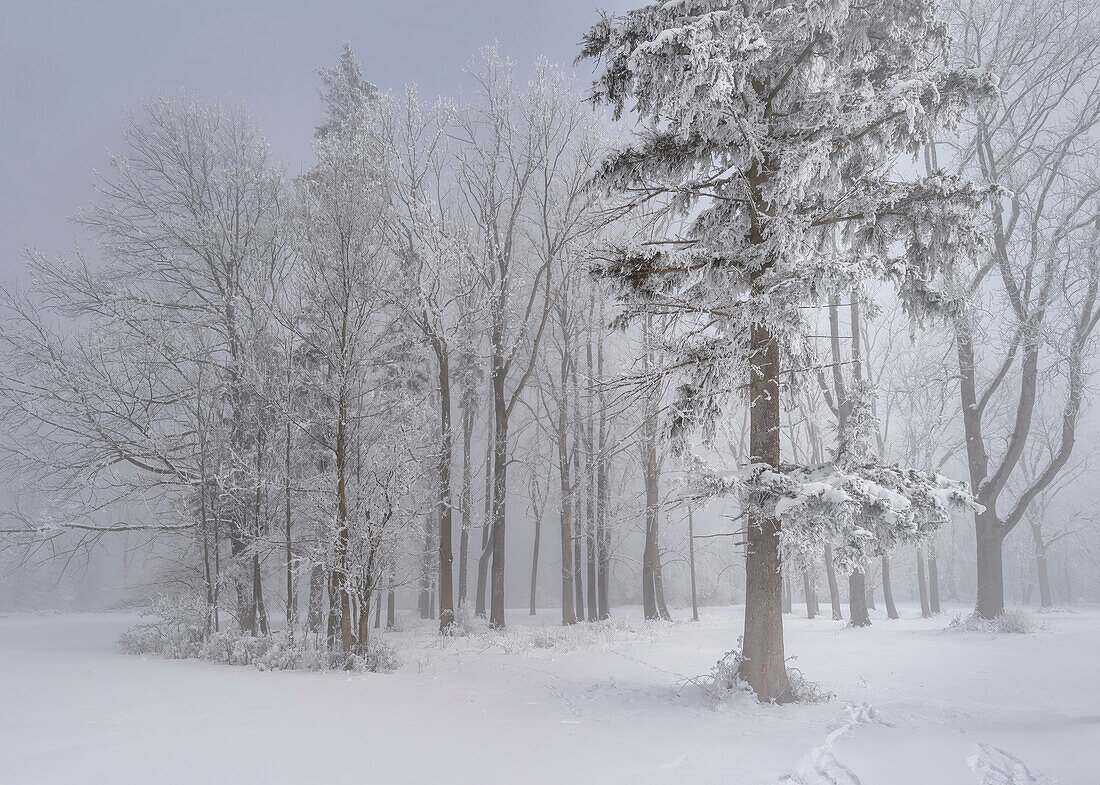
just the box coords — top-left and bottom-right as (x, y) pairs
(1, 0), (1098, 783)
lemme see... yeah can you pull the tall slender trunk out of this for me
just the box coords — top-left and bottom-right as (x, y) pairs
(654, 541), (671, 621)
(488, 369), (509, 628)
(928, 546), (941, 614)
(1030, 521), (1052, 608)
(285, 418), (294, 636)
(881, 556), (898, 619)
(572, 418), (586, 622)
(458, 403), (474, 605)
(585, 327), (598, 622)
(419, 517), (432, 619)
(595, 305), (611, 621)
(916, 546), (932, 618)
(307, 563), (325, 633)
(782, 572), (793, 614)
(476, 420), (493, 618)
(641, 423), (659, 621)
(530, 507), (541, 616)
(688, 507), (699, 622)
(803, 570), (815, 620)
(253, 435), (269, 637)
(739, 321), (792, 701)
(557, 358), (577, 625)
(824, 543), (842, 621)
(436, 349), (455, 631)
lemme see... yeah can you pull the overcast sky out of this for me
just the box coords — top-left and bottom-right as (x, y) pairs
(0, 0), (632, 282)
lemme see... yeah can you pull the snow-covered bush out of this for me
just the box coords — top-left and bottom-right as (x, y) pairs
(118, 594), (210, 658)
(948, 609), (1038, 635)
(686, 638), (831, 704)
(120, 596), (400, 673)
(346, 638), (401, 674)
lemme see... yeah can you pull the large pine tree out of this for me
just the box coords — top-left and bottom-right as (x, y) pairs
(580, 0), (991, 701)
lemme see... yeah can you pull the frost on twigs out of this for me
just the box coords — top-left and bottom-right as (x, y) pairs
(683, 637), (832, 704)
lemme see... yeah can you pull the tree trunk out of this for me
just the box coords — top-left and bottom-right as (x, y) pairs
(688, 508), (699, 622)
(802, 570), (815, 619)
(488, 371), (509, 628)
(975, 512), (1006, 619)
(284, 419), (295, 637)
(573, 486), (585, 622)
(782, 572), (793, 614)
(916, 546), (932, 618)
(824, 543), (843, 621)
(585, 330), (598, 622)
(654, 533), (671, 621)
(436, 351), (455, 631)
(881, 555), (899, 619)
(1029, 521), (1053, 609)
(386, 587), (395, 630)
(307, 563), (325, 633)
(595, 310), (611, 621)
(475, 412), (493, 618)
(419, 518), (433, 619)
(458, 404), (474, 606)
(641, 431), (659, 621)
(530, 505), (541, 616)
(848, 569), (872, 627)
(928, 546), (941, 614)
(738, 322), (792, 701)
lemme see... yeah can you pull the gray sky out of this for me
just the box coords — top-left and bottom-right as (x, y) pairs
(0, 0), (630, 282)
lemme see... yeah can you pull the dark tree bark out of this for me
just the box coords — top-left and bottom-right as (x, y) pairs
(881, 556), (899, 619)
(307, 562), (326, 633)
(595, 307), (611, 621)
(848, 569), (872, 627)
(782, 572), (793, 614)
(738, 322), (792, 701)
(458, 403), (474, 605)
(688, 508), (699, 622)
(802, 570), (815, 620)
(928, 546), (941, 614)
(475, 423), (493, 618)
(824, 543), (843, 621)
(916, 546), (932, 618)
(435, 349), (455, 631)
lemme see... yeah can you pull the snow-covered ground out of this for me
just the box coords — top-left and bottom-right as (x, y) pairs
(2, 605), (1096, 785)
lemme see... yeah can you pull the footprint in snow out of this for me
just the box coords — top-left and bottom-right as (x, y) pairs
(776, 702), (878, 785)
(967, 744), (1047, 785)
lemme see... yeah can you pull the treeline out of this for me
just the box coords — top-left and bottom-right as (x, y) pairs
(1, 0), (1099, 702)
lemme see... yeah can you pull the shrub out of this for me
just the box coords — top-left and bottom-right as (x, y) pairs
(120, 595), (400, 673)
(947, 609), (1038, 634)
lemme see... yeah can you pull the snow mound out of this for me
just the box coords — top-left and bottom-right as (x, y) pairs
(967, 744), (1047, 785)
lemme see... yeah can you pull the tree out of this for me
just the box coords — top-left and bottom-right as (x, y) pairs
(944, 0), (1100, 619)
(453, 49), (601, 627)
(581, 0), (990, 700)
(291, 45), (427, 654)
(0, 95), (290, 633)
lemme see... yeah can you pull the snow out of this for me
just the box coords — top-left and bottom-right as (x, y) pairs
(2, 605), (1097, 785)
